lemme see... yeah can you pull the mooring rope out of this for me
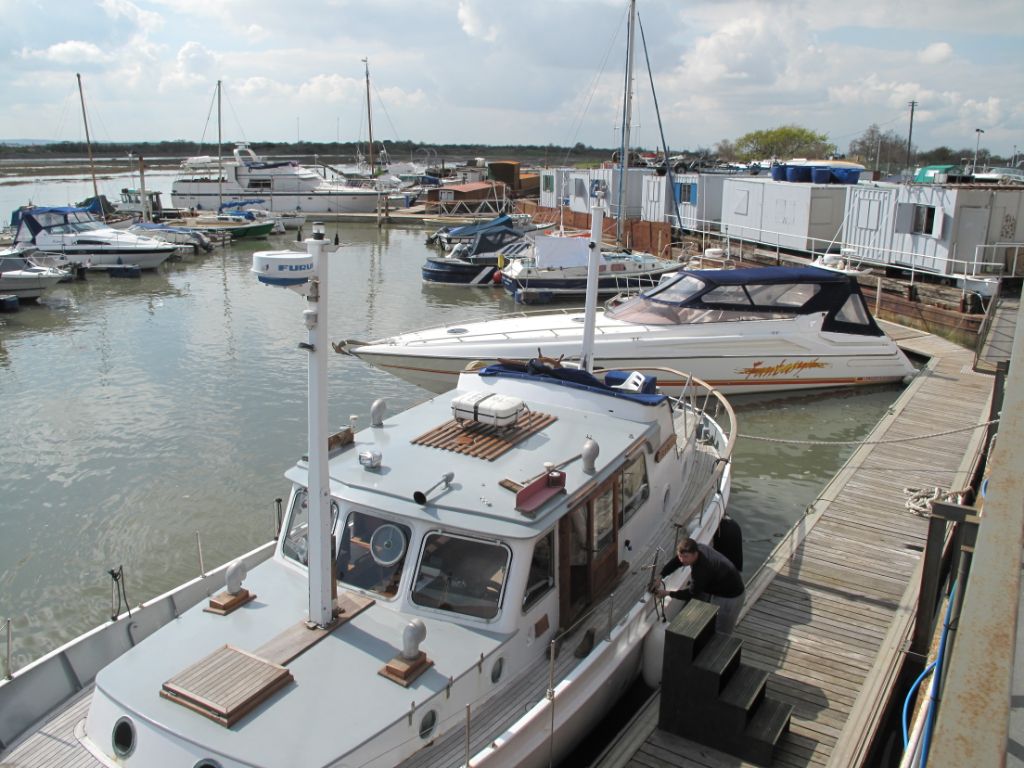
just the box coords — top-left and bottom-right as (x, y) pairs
(739, 417), (999, 446)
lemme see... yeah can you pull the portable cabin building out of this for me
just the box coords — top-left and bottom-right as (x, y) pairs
(538, 169), (572, 209)
(721, 177), (849, 253)
(641, 173), (729, 231)
(566, 167), (653, 220)
(843, 182), (1024, 278)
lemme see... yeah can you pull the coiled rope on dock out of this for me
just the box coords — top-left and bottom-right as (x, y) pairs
(738, 417), (999, 446)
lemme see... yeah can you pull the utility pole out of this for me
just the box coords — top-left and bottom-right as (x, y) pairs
(906, 100), (917, 173)
(973, 128), (985, 174)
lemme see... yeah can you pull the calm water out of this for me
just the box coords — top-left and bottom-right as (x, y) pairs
(0, 173), (902, 672)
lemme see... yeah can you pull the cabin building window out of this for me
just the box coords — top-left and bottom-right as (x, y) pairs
(574, 178), (588, 199)
(542, 175), (554, 193)
(282, 489), (340, 566)
(620, 453), (649, 525)
(523, 531), (555, 611)
(248, 178), (272, 190)
(412, 533), (510, 620)
(912, 205), (936, 235)
(673, 183), (697, 205)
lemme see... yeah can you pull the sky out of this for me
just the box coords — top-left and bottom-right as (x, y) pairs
(1, 0), (1021, 159)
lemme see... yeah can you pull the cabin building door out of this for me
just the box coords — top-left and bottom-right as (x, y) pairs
(558, 477), (620, 629)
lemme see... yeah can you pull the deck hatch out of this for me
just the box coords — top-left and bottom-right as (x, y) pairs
(160, 645), (292, 727)
(411, 411), (557, 461)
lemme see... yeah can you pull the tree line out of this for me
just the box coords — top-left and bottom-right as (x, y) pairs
(1, 126), (1013, 172)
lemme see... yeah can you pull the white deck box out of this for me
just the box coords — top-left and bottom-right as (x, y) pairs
(451, 392), (526, 428)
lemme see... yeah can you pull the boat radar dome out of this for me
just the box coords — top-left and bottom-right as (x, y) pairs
(251, 250), (316, 288)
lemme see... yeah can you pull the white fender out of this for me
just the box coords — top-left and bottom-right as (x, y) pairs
(640, 598), (686, 688)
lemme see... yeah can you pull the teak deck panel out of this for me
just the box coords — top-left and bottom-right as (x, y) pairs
(411, 410), (556, 461)
(598, 322), (995, 768)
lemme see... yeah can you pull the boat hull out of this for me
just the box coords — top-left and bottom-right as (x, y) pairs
(348, 315), (915, 396)
(421, 257), (501, 286)
(172, 186), (382, 214)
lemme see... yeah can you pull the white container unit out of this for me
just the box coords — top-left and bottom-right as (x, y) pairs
(567, 167), (653, 220)
(843, 183), (1024, 278)
(642, 173), (730, 232)
(539, 169), (573, 210)
(722, 177), (849, 253)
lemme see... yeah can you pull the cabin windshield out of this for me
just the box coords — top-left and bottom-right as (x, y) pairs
(412, 532), (510, 620)
(336, 510), (411, 598)
(281, 492), (412, 599)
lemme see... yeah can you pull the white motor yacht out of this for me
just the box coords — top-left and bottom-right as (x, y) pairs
(0, 217), (744, 768)
(11, 206), (177, 270)
(172, 143), (385, 214)
(0, 247), (66, 300)
(340, 265), (917, 395)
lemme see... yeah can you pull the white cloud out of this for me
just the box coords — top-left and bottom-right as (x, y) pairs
(159, 42), (219, 90)
(99, 0), (163, 35)
(918, 42), (953, 65)
(20, 41), (110, 65)
(457, 0), (498, 43)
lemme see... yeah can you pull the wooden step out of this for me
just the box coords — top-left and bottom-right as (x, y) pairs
(685, 633), (742, 698)
(718, 663), (769, 731)
(664, 599), (718, 664)
(739, 697), (794, 766)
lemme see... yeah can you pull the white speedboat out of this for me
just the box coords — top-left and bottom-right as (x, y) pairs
(0, 221), (737, 768)
(11, 206), (177, 270)
(340, 265), (916, 395)
(500, 234), (680, 304)
(0, 247), (66, 300)
(172, 143), (384, 214)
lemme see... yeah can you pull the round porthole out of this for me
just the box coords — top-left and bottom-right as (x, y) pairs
(194, 761), (222, 768)
(491, 656), (504, 684)
(419, 709), (438, 739)
(112, 716), (136, 758)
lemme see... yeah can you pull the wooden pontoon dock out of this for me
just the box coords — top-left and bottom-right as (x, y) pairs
(595, 318), (1003, 768)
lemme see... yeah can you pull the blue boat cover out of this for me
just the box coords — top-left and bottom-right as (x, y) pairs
(477, 362), (666, 405)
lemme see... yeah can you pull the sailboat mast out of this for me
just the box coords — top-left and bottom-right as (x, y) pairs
(363, 59), (374, 174)
(76, 73), (104, 222)
(615, 0), (636, 244)
(217, 80), (223, 210)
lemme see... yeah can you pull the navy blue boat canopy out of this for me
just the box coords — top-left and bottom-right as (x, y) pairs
(607, 265), (883, 336)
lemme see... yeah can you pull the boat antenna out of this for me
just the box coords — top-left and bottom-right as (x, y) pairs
(635, 12), (684, 239)
(76, 73), (104, 222)
(615, 0), (636, 245)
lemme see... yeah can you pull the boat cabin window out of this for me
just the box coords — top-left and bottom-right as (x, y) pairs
(412, 533), (510, 620)
(281, 490), (340, 566)
(702, 284), (751, 306)
(336, 511), (411, 598)
(836, 293), (872, 326)
(523, 531), (555, 611)
(620, 453), (649, 525)
(745, 282), (819, 307)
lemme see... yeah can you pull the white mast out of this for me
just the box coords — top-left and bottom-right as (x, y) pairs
(615, 0), (636, 244)
(217, 80), (223, 211)
(580, 204), (604, 372)
(363, 58), (374, 175)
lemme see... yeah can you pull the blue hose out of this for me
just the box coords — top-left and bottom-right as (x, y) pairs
(918, 580), (958, 766)
(902, 659), (937, 747)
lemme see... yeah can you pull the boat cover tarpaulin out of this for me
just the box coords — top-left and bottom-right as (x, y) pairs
(534, 235), (598, 269)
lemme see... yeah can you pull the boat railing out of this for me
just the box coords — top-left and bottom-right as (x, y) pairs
(383, 369), (736, 768)
(0, 539), (276, 752)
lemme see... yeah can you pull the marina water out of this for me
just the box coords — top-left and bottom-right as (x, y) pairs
(0, 172), (901, 702)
